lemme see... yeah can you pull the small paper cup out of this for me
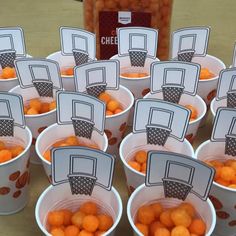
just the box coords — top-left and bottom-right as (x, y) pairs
(127, 184), (216, 236)
(35, 183), (122, 236)
(0, 126), (32, 215)
(9, 85), (57, 164)
(195, 140), (236, 236)
(144, 92), (207, 144)
(105, 85), (134, 155)
(119, 132), (194, 194)
(110, 54), (159, 126)
(0, 55), (32, 92)
(192, 54), (226, 108)
(36, 123), (108, 180)
(47, 51), (94, 91)
(210, 98), (226, 122)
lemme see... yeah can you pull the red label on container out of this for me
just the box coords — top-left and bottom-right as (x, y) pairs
(99, 11), (151, 59)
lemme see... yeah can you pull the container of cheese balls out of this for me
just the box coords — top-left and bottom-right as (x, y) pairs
(119, 135), (194, 195)
(0, 127), (32, 215)
(0, 55), (32, 92)
(97, 86), (134, 155)
(195, 140), (236, 236)
(193, 56), (226, 111)
(127, 184), (216, 236)
(47, 52), (94, 91)
(83, 0), (173, 61)
(9, 86), (57, 164)
(35, 125), (108, 181)
(35, 182), (122, 236)
(110, 55), (159, 126)
(144, 93), (207, 144)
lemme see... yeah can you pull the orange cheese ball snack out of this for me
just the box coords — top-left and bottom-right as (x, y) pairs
(0, 140), (24, 164)
(135, 201), (206, 236)
(98, 92), (123, 116)
(121, 72), (149, 78)
(80, 201), (98, 215)
(128, 150), (149, 174)
(97, 214), (113, 231)
(184, 105), (198, 122)
(1, 67), (16, 79)
(200, 68), (215, 80)
(205, 159), (236, 189)
(47, 201), (113, 235)
(61, 67), (74, 76)
(51, 228), (65, 236)
(24, 98), (56, 115)
(155, 227), (171, 236)
(43, 136), (99, 162)
(64, 225), (80, 236)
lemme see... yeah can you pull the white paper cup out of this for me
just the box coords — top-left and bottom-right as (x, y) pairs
(195, 140), (236, 236)
(0, 126), (32, 215)
(35, 183), (122, 236)
(210, 98), (227, 121)
(119, 132), (194, 194)
(110, 54), (159, 126)
(144, 92), (207, 144)
(192, 54), (226, 108)
(36, 123), (108, 181)
(105, 85), (134, 155)
(9, 85), (57, 165)
(47, 51), (94, 91)
(127, 184), (216, 236)
(0, 54), (32, 92)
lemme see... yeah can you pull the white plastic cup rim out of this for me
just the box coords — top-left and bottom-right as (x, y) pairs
(127, 183), (216, 236)
(0, 77), (18, 81)
(105, 85), (134, 119)
(119, 132), (194, 177)
(195, 139), (236, 192)
(35, 185), (123, 236)
(0, 126), (32, 167)
(144, 93), (207, 126)
(194, 54), (226, 82)
(35, 123), (109, 166)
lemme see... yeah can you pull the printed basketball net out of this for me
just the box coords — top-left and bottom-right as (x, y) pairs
(0, 117), (14, 136)
(67, 173), (97, 195)
(225, 134), (236, 156)
(162, 85), (184, 104)
(128, 49), (147, 67)
(162, 178), (193, 201)
(86, 83), (106, 97)
(0, 50), (16, 69)
(146, 125), (171, 146)
(33, 80), (53, 97)
(177, 49), (195, 62)
(71, 117), (95, 139)
(73, 49), (89, 66)
(227, 91), (236, 108)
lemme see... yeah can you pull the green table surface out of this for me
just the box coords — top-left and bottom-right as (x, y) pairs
(0, 0), (235, 235)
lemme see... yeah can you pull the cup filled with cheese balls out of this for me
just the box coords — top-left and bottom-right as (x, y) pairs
(0, 126), (32, 215)
(35, 124), (108, 181)
(119, 134), (194, 195)
(144, 93), (207, 144)
(195, 140), (236, 236)
(9, 86), (58, 164)
(110, 55), (159, 126)
(192, 55), (226, 111)
(98, 86), (134, 155)
(0, 55), (32, 92)
(35, 181), (122, 236)
(47, 52), (94, 91)
(127, 184), (216, 236)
